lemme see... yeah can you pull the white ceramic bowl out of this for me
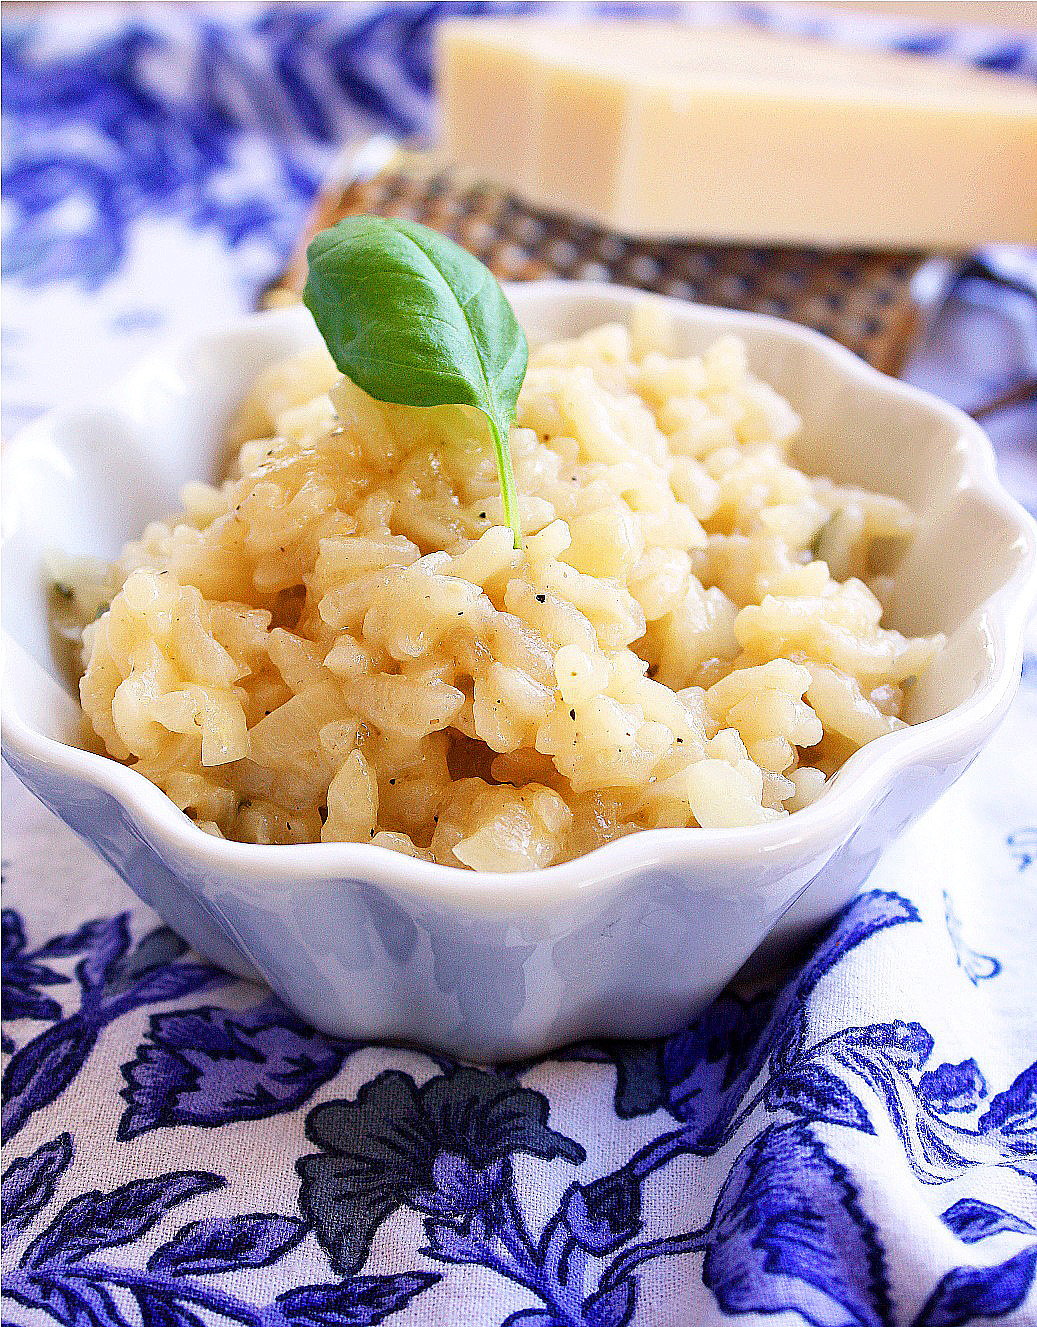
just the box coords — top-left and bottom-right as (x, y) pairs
(4, 284), (1035, 1060)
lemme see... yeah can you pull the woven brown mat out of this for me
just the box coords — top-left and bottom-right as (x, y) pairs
(267, 145), (927, 376)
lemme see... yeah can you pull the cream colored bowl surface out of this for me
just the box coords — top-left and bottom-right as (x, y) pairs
(3, 284), (1035, 1059)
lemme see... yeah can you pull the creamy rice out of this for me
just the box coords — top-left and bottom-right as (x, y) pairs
(75, 307), (941, 869)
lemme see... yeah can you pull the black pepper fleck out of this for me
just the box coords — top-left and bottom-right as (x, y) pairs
(535, 594), (546, 604)
(569, 709), (576, 720)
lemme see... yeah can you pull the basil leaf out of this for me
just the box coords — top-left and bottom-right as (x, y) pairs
(304, 216), (528, 547)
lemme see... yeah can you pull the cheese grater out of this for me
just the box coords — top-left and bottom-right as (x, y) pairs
(267, 138), (929, 376)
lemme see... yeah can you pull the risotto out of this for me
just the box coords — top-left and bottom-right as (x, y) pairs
(74, 306), (941, 869)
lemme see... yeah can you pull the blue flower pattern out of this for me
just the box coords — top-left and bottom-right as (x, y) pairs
(3, 889), (1035, 1325)
(2, 1133), (437, 1327)
(943, 893), (1002, 985)
(2, 904), (72, 1052)
(1, 911), (229, 1141)
(3, 5), (1036, 1324)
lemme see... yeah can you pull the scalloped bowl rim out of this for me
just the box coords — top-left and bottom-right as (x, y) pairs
(3, 282), (1036, 909)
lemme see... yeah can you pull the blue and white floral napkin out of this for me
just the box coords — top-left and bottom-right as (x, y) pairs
(3, 7), (1035, 1326)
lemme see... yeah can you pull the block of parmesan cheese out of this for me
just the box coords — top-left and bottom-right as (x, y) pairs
(439, 19), (1037, 249)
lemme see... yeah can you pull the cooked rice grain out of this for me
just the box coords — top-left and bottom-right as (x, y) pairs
(78, 313), (941, 868)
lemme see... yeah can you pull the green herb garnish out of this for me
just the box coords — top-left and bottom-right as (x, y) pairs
(810, 512), (837, 561)
(304, 216), (528, 548)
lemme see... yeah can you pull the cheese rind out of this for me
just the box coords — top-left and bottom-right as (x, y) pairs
(439, 20), (1037, 249)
